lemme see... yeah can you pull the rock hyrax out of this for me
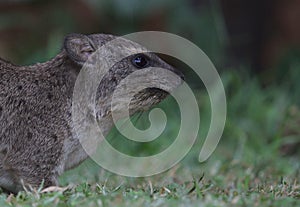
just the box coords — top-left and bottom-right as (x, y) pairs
(0, 33), (184, 193)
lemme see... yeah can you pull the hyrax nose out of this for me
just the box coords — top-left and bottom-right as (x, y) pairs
(170, 67), (185, 81)
(175, 69), (185, 80)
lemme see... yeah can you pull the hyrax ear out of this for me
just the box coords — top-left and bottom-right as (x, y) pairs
(64, 33), (96, 65)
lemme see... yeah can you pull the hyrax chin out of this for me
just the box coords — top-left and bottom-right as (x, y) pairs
(0, 33), (184, 193)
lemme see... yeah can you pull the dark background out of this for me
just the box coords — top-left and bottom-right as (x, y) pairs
(1, 0), (300, 75)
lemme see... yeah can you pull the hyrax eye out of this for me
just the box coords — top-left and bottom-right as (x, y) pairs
(131, 54), (149, 69)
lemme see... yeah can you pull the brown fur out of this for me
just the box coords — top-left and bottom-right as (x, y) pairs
(0, 33), (183, 193)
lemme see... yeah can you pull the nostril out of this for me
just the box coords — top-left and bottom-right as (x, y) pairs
(180, 71), (185, 80)
(175, 69), (185, 80)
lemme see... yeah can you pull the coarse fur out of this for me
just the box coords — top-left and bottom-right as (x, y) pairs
(0, 33), (183, 193)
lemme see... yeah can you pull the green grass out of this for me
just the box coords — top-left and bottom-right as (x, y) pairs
(1, 69), (299, 207)
(1, 173), (299, 207)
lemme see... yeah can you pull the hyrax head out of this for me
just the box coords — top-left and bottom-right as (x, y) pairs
(64, 33), (184, 118)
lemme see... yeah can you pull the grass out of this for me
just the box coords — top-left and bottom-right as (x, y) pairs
(1, 174), (298, 207)
(0, 159), (299, 206)
(0, 69), (299, 207)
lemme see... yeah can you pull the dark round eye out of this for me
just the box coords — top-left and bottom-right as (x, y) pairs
(131, 54), (149, 69)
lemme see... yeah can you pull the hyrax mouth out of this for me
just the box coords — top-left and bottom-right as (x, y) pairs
(128, 87), (169, 113)
(141, 87), (169, 101)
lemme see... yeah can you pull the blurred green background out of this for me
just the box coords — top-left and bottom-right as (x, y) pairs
(0, 0), (299, 189)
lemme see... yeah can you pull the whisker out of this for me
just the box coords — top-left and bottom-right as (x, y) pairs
(106, 112), (142, 143)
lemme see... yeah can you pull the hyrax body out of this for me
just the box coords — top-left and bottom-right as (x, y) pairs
(0, 33), (183, 193)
